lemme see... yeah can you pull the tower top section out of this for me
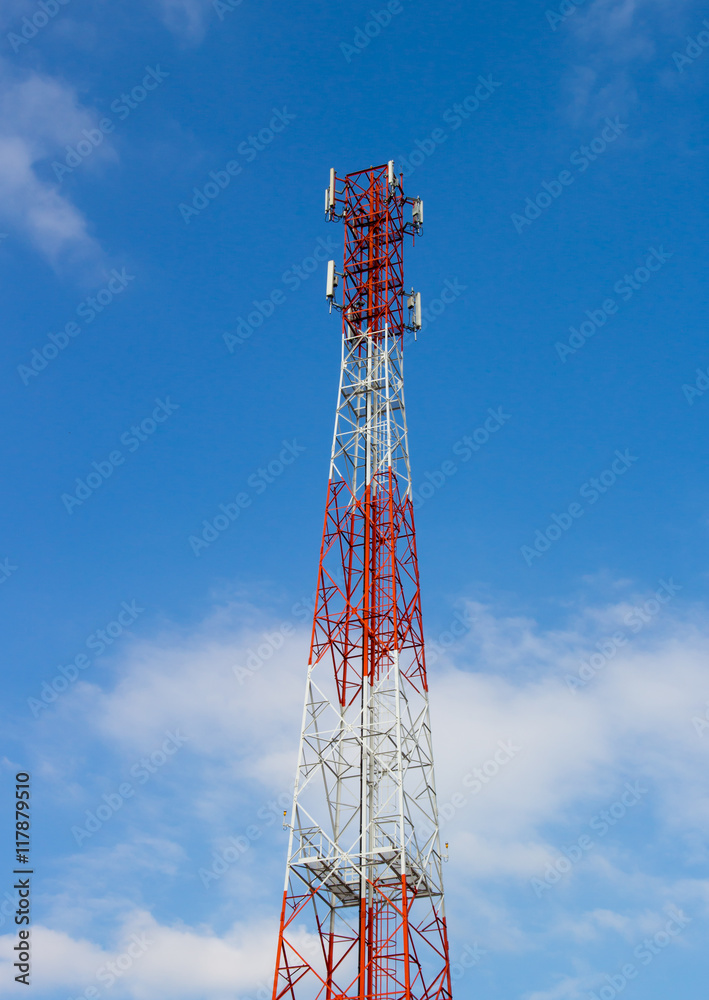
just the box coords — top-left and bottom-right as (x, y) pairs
(324, 161), (423, 343)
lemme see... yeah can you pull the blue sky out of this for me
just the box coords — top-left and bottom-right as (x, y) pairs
(1, 0), (709, 997)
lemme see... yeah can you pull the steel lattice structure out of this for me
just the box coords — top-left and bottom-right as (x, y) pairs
(272, 162), (452, 1000)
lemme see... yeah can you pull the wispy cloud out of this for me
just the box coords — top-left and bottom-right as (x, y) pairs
(0, 59), (106, 273)
(12, 587), (709, 990)
(0, 913), (312, 1000)
(561, 0), (695, 121)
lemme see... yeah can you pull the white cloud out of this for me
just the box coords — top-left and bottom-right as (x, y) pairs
(19, 588), (709, 985)
(38, 591), (709, 878)
(80, 599), (308, 786)
(431, 598), (709, 883)
(0, 912), (313, 1000)
(0, 60), (106, 272)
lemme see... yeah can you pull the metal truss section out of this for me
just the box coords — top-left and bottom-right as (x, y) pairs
(272, 163), (452, 1000)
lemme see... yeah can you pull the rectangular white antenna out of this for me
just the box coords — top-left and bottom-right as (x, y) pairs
(413, 198), (423, 228)
(326, 260), (337, 299)
(408, 290), (422, 330)
(388, 160), (395, 189)
(329, 168), (336, 211)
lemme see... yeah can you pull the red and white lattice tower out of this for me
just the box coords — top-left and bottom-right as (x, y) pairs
(272, 162), (452, 1000)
